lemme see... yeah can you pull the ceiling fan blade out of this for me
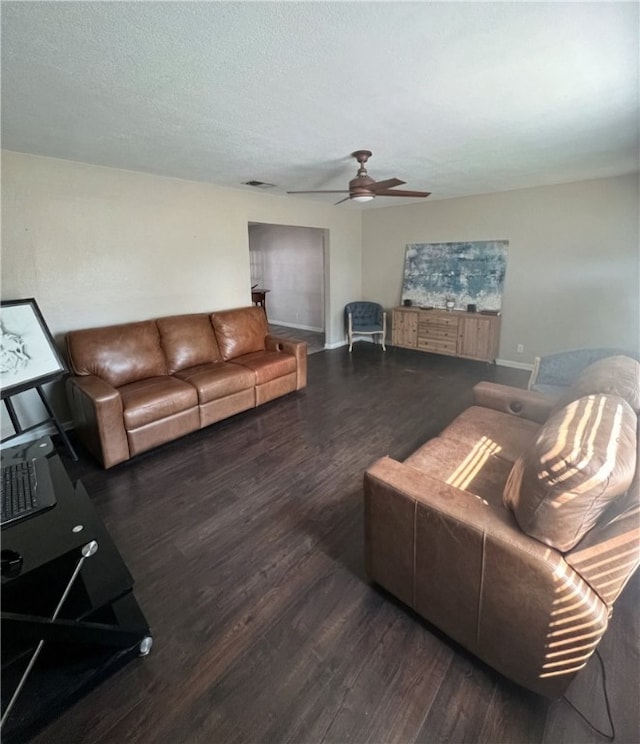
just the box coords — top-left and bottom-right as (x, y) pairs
(370, 178), (406, 192)
(287, 190), (349, 194)
(376, 189), (432, 198)
(334, 196), (351, 205)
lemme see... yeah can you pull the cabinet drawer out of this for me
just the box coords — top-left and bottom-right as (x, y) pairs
(419, 320), (459, 334)
(419, 327), (457, 341)
(420, 314), (459, 328)
(418, 338), (458, 354)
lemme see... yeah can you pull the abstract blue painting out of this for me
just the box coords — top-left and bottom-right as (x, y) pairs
(401, 240), (508, 311)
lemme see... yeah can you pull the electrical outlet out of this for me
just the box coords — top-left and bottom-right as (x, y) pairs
(516, 344), (524, 353)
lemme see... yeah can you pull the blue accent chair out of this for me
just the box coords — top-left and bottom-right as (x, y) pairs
(344, 302), (386, 352)
(528, 347), (640, 398)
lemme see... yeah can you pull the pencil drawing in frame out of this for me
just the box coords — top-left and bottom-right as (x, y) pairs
(0, 298), (67, 398)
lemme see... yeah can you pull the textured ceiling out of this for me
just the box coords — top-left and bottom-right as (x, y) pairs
(2, 2), (638, 207)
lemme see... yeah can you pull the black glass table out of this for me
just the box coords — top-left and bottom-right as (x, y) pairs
(1, 438), (151, 743)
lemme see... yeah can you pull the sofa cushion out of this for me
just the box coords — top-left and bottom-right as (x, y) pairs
(66, 321), (167, 388)
(173, 362), (255, 404)
(230, 351), (297, 385)
(156, 314), (222, 374)
(119, 376), (198, 430)
(405, 436), (513, 510)
(439, 406), (541, 464)
(503, 394), (637, 552)
(554, 355), (640, 414)
(211, 307), (268, 361)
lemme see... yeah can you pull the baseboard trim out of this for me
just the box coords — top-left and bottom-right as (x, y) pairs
(496, 358), (534, 371)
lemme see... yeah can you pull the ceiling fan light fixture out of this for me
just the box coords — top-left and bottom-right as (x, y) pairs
(287, 150), (431, 205)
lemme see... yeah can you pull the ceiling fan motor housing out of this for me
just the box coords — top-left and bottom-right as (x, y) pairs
(349, 174), (376, 198)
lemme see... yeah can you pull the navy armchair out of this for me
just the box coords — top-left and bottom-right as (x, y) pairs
(344, 302), (386, 352)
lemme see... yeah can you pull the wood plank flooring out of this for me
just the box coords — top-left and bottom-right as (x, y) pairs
(29, 345), (640, 744)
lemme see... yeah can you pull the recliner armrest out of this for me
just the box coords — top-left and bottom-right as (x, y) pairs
(365, 456), (551, 555)
(472, 381), (555, 424)
(364, 455), (609, 698)
(66, 375), (129, 468)
(265, 335), (308, 390)
(364, 456), (565, 613)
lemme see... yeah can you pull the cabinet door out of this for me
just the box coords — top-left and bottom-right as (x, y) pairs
(392, 309), (418, 348)
(458, 316), (498, 361)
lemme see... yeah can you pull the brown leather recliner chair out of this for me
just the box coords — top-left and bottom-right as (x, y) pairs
(364, 355), (640, 698)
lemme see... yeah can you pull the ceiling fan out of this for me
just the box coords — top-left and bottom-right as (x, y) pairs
(287, 150), (431, 205)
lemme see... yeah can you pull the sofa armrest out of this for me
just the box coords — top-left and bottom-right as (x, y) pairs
(364, 456), (609, 698)
(365, 456), (553, 558)
(472, 381), (555, 424)
(66, 375), (130, 468)
(364, 456), (561, 610)
(266, 335), (308, 390)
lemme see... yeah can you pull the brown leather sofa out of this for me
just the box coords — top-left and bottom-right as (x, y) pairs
(66, 306), (307, 468)
(364, 355), (639, 698)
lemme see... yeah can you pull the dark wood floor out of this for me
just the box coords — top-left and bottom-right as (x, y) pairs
(31, 345), (640, 743)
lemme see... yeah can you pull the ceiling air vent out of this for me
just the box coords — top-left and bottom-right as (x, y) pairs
(243, 180), (275, 189)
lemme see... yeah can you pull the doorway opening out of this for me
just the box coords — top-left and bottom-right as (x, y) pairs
(248, 223), (327, 353)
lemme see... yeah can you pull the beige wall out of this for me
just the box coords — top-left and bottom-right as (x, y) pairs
(2, 150), (637, 437)
(1, 150), (361, 432)
(362, 174), (640, 365)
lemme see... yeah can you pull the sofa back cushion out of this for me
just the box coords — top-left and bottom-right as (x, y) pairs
(66, 321), (168, 388)
(211, 306), (267, 361)
(156, 314), (222, 374)
(503, 393), (637, 552)
(554, 355), (640, 414)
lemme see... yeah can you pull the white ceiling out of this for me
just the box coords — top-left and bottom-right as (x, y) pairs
(2, 2), (638, 207)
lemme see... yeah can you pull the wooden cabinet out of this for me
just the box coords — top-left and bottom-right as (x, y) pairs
(457, 314), (499, 361)
(392, 307), (418, 348)
(392, 307), (500, 362)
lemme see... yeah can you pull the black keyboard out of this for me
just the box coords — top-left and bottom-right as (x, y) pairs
(1, 459), (56, 527)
